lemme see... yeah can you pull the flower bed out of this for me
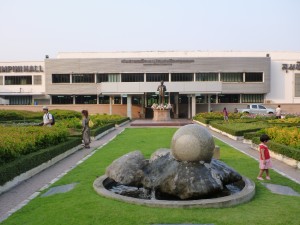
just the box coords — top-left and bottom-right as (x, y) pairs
(0, 126), (69, 163)
(193, 112), (244, 124)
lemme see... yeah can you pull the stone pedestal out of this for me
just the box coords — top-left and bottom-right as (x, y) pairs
(153, 109), (171, 121)
(213, 145), (220, 160)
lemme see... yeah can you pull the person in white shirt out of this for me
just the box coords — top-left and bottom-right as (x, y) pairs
(275, 105), (281, 119)
(42, 106), (53, 126)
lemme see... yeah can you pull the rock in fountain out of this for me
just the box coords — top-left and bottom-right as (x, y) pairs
(104, 124), (243, 200)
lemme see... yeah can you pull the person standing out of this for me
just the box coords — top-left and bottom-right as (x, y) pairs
(42, 106), (53, 127)
(275, 105), (281, 119)
(81, 110), (91, 148)
(223, 107), (229, 122)
(257, 134), (272, 180)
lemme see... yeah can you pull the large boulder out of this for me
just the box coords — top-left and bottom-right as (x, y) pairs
(171, 124), (215, 162)
(106, 151), (147, 186)
(142, 154), (242, 200)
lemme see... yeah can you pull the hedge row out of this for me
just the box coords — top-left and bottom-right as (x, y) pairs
(252, 137), (300, 161)
(0, 127), (69, 163)
(0, 137), (81, 186)
(209, 121), (269, 136)
(90, 123), (115, 137)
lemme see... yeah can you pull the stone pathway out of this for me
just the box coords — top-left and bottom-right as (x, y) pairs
(0, 121), (299, 222)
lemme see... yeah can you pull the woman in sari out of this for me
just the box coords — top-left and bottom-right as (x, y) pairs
(81, 110), (91, 148)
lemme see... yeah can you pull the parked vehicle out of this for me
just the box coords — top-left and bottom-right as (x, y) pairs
(238, 104), (275, 114)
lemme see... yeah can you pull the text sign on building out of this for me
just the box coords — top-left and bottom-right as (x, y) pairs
(282, 62), (300, 71)
(121, 59), (195, 65)
(0, 65), (43, 73)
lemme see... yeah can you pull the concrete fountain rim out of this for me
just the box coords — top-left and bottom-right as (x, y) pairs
(93, 175), (255, 208)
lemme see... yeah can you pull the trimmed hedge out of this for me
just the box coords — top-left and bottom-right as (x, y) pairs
(115, 117), (130, 125)
(0, 137), (81, 186)
(90, 123), (115, 137)
(252, 137), (300, 161)
(209, 121), (269, 136)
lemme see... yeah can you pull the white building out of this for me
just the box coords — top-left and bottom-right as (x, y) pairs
(0, 51), (299, 118)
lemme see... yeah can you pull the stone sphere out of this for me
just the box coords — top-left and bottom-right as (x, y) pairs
(171, 124), (215, 162)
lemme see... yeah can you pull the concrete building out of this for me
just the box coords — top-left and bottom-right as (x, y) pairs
(1, 51), (300, 118)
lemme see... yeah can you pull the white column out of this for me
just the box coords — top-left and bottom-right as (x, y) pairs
(96, 94), (99, 104)
(192, 94), (196, 117)
(73, 95), (76, 104)
(188, 95), (191, 119)
(109, 96), (113, 115)
(169, 73), (171, 82)
(208, 94), (211, 112)
(144, 73), (146, 82)
(175, 93), (179, 118)
(127, 95), (132, 119)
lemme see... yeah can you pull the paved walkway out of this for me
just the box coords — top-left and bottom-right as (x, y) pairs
(0, 121), (299, 222)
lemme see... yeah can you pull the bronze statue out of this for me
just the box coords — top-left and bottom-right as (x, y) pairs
(157, 80), (167, 105)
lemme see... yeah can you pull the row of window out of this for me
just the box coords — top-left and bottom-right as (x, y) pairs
(0, 76), (42, 85)
(52, 72), (263, 83)
(50, 94), (264, 104)
(196, 94), (264, 103)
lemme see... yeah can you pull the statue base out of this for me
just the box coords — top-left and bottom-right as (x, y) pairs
(153, 109), (171, 121)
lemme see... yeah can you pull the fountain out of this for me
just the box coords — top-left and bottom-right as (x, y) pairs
(93, 124), (255, 208)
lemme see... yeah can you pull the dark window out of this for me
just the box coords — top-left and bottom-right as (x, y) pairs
(99, 95), (110, 104)
(52, 74), (70, 83)
(252, 105), (257, 109)
(72, 74), (95, 83)
(52, 95), (73, 104)
(242, 94), (264, 103)
(5, 76), (32, 85)
(218, 94), (240, 103)
(75, 95), (97, 104)
(171, 73), (193, 82)
(121, 73), (144, 82)
(209, 95), (217, 103)
(179, 95), (189, 104)
(114, 96), (121, 104)
(220, 73), (243, 82)
(259, 105), (266, 109)
(196, 95), (206, 103)
(146, 73), (169, 82)
(295, 74), (300, 97)
(245, 72), (263, 82)
(97, 74), (109, 83)
(196, 73), (218, 81)
(4, 95), (32, 105)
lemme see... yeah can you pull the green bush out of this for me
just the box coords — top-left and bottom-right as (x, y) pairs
(0, 137), (81, 186)
(0, 126), (69, 163)
(90, 123), (115, 137)
(210, 121), (270, 136)
(252, 137), (300, 161)
(51, 109), (82, 119)
(0, 110), (42, 122)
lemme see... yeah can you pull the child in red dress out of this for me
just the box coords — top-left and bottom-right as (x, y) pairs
(257, 134), (272, 180)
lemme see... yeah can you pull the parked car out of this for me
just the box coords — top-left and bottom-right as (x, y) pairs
(238, 104), (275, 114)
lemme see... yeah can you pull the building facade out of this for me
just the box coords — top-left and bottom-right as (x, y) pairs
(1, 51), (300, 118)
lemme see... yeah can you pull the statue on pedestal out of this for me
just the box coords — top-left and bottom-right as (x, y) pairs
(157, 80), (167, 105)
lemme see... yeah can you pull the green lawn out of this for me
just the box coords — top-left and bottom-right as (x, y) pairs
(2, 128), (300, 225)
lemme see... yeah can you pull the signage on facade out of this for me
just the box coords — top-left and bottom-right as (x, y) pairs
(0, 65), (43, 73)
(121, 59), (195, 65)
(282, 62), (300, 71)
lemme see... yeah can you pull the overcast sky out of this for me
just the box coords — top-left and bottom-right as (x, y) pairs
(0, 0), (299, 61)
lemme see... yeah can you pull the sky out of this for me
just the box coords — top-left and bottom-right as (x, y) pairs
(0, 0), (299, 61)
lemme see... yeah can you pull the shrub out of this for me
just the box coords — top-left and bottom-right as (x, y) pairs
(0, 110), (42, 122)
(209, 121), (270, 136)
(265, 126), (300, 148)
(0, 137), (81, 186)
(51, 109), (82, 119)
(90, 123), (115, 137)
(0, 126), (69, 163)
